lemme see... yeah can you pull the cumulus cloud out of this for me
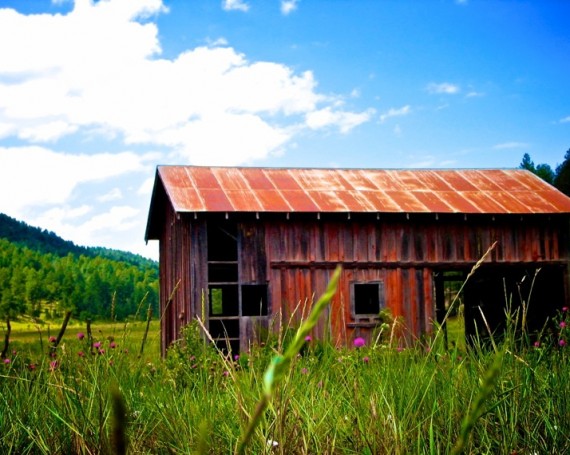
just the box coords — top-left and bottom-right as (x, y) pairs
(0, 0), (373, 258)
(222, 0), (249, 12)
(379, 105), (411, 123)
(426, 82), (461, 95)
(281, 0), (299, 15)
(0, 146), (148, 214)
(0, 1), (369, 164)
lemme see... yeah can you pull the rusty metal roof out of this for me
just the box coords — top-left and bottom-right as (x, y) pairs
(153, 166), (570, 215)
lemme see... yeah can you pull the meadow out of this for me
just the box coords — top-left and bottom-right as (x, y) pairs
(1, 288), (570, 454)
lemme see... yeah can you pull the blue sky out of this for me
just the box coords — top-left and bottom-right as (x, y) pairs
(0, 0), (569, 259)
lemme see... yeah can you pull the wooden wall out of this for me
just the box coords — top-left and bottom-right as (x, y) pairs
(158, 211), (569, 352)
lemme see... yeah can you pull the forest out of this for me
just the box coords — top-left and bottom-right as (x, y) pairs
(0, 214), (158, 322)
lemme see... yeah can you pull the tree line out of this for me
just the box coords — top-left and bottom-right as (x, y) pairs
(520, 148), (570, 195)
(0, 238), (158, 322)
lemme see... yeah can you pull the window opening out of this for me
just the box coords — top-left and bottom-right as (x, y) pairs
(208, 285), (239, 317)
(242, 284), (268, 316)
(353, 282), (383, 317)
(207, 222), (237, 261)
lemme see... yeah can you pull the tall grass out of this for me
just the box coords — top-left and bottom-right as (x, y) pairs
(1, 286), (570, 453)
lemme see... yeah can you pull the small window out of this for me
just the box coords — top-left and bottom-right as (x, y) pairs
(352, 282), (383, 318)
(208, 285), (239, 316)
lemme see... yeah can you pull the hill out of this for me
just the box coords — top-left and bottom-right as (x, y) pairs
(0, 213), (158, 321)
(0, 212), (156, 268)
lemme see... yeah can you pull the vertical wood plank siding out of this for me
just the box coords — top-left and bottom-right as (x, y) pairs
(158, 212), (568, 352)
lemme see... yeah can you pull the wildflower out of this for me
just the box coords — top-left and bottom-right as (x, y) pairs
(560, 321), (567, 329)
(233, 354), (239, 361)
(109, 341), (117, 349)
(559, 339), (566, 347)
(533, 341), (540, 348)
(78, 351), (85, 357)
(363, 356), (370, 363)
(77, 332), (85, 340)
(301, 367), (309, 374)
(563, 306), (569, 312)
(93, 341), (101, 349)
(48, 336), (57, 343)
(304, 335), (312, 342)
(3, 358), (11, 365)
(28, 363), (37, 371)
(353, 337), (366, 348)
(222, 370), (229, 377)
(49, 360), (58, 371)
(12, 349), (17, 356)
(123, 349), (129, 354)
(98, 349), (106, 355)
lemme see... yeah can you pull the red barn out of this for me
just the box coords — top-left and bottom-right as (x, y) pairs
(145, 166), (570, 355)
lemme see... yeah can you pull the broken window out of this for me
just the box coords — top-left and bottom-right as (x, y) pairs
(242, 284), (268, 316)
(208, 285), (239, 317)
(352, 282), (384, 318)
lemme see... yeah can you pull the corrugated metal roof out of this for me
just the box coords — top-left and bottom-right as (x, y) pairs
(155, 166), (570, 215)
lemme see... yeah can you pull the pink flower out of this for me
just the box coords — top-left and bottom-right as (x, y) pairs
(222, 371), (229, 377)
(304, 335), (312, 342)
(301, 368), (309, 374)
(233, 354), (239, 361)
(559, 339), (566, 347)
(28, 363), (37, 371)
(77, 332), (85, 340)
(563, 307), (569, 312)
(363, 356), (370, 363)
(48, 336), (57, 343)
(78, 351), (85, 357)
(109, 342), (117, 349)
(353, 337), (366, 348)
(533, 341), (540, 348)
(3, 358), (11, 365)
(560, 321), (567, 329)
(98, 349), (106, 355)
(49, 360), (58, 371)
(93, 341), (101, 349)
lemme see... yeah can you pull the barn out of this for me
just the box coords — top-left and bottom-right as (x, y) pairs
(145, 166), (570, 355)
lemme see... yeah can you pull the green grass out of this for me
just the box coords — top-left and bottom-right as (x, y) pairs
(4, 243), (563, 453)
(1, 307), (570, 454)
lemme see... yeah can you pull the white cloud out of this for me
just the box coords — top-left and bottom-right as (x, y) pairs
(466, 91), (484, 98)
(0, 2), (369, 166)
(560, 116), (570, 123)
(305, 107), (375, 133)
(222, 0), (249, 12)
(33, 204), (140, 248)
(0, 0), (373, 259)
(427, 82), (461, 95)
(379, 105), (411, 123)
(0, 146), (147, 215)
(281, 0), (299, 15)
(493, 142), (530, 150)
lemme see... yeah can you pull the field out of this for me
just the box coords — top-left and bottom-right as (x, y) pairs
(1, 302), (570, 454)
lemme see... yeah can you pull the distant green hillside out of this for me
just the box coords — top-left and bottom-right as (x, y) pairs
(0, 212), (156, 268)
(0, 213), (158, 322)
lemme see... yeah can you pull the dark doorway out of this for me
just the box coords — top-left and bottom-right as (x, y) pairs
(463, 265), (565, 346)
